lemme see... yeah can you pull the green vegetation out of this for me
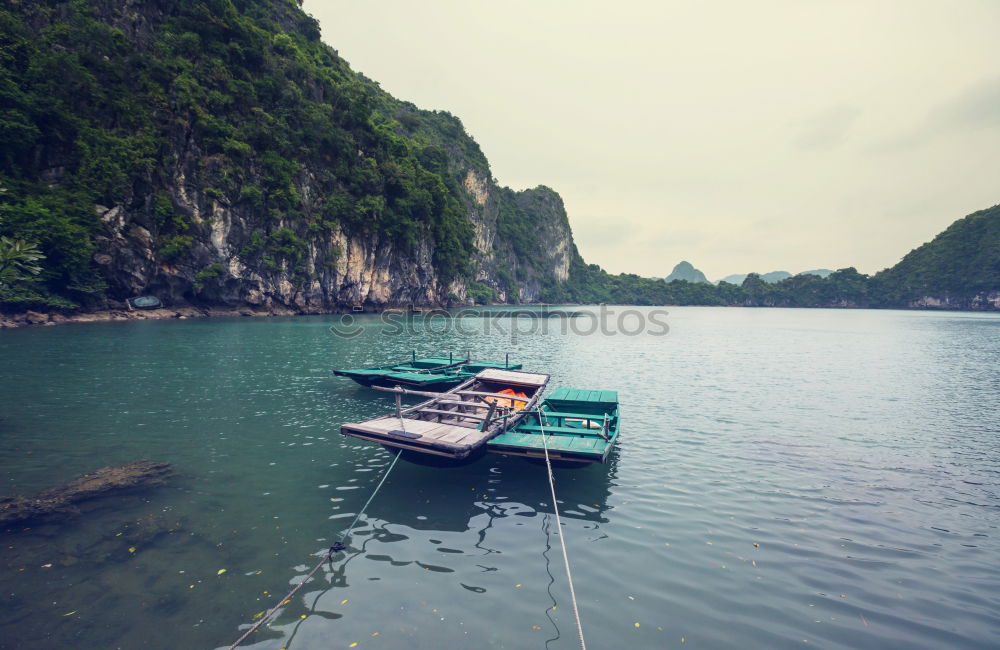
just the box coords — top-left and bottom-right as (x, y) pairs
(496, 188), (544, 282)
(551, 203), (999, 309)
(872, 204), (1000, 305)
(465, 280), (498, 305)
(0, 0), (480, 309)
(0, 236), (45, 287)
(193, 263), (224, 291)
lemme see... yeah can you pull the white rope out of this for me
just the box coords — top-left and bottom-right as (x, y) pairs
(228, 449), (401, 649)
(538, 413), (587, 650)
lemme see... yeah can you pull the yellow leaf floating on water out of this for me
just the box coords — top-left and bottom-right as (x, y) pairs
(253, 611), (265, 620)
(349, 644), (358, 648)
(300, 615), (307, 619)
(128, 547), (136, 554)
(634, 622), (640, 628)
(217, 569), (227, 575)
(63, 611), (77, 617)
(341, 599), (348, 605)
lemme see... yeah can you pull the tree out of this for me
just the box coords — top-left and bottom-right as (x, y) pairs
(0, 236), (45, 288)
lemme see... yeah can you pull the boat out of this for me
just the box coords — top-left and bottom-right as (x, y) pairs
(487, 388), (619, 464)
(333, 354), (523, 392)
(129, 295), (162, 310)
(340, 368), (550, 461)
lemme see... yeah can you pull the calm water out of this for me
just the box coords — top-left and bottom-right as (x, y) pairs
(1, 307), (999, 649)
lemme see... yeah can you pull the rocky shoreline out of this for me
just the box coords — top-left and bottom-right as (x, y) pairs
(0, 304), (327, 329)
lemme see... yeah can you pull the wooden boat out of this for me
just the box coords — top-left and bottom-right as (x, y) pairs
(487, 388), (619, 464)
(333, 355), (523, 392)
(340, 368), (550, 460)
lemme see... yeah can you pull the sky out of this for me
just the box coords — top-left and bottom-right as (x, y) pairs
(304, 0), (1000, 281)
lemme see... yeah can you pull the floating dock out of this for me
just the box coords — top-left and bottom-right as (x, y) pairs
(340, 368), (550, 460)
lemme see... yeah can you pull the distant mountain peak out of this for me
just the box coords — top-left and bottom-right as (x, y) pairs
(665, 261), (709, 284)
(717, 268), (833, 284)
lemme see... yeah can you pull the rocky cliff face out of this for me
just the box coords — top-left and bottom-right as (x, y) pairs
(0, 0), (577, 315)
(93, 166), (574, 311)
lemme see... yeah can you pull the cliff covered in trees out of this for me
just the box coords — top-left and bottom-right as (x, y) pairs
(0, 0), (574, 314)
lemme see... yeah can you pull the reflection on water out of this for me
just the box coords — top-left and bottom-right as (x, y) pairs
(1, 308), (999, 649)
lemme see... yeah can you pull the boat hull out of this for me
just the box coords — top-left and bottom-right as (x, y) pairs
(334, 357), (523, 393)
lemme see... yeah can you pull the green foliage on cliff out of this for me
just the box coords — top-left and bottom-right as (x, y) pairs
(0, 236), (44, 287)
(496, 187), (545, 281)
(0, 0), (478, 308)
(873, 204), (1000, 304)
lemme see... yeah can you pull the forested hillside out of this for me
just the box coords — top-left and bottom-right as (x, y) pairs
(553, 205), (999, 309)
(873, 204), (1000, 308)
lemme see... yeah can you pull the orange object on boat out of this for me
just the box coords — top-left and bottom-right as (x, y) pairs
(487, 389), (530, 410)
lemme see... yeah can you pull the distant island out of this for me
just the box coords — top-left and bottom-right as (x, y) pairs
(665, 261), (709, 284)
(718, 269), (833, 285)
(0, 0), (997, 327)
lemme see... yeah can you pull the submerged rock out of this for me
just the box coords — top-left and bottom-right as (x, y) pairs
(0, 460), (173, 526)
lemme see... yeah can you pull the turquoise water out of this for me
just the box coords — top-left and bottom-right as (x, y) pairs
(1, 307), (999, 649)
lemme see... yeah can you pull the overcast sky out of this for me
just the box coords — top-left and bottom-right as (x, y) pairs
(304, 0), (1000, 280)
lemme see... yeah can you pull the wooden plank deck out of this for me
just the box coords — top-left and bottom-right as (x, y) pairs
(344, 416), (490, 447)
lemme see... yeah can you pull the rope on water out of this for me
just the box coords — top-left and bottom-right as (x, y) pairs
(228, 449), (402, 650)
(537, 413), (587, 650)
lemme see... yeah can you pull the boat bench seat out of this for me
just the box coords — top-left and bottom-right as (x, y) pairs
(418, 408), (486, 420)
(533, 411), (612, 421)
(515, 424), (608, 437)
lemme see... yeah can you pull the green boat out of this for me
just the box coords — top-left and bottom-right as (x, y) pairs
(333, 354), (523, 392)
(129, 295), (162, 310)
(487, 388), (620, 464)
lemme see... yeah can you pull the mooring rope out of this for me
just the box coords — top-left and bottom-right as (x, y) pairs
(228, 449), (402, 650)
(537, 413), (587, 650)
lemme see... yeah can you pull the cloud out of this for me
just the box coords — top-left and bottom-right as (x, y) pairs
(876, 76), (1000, 151)
(928, 76), (1000, 131)
(792, 106), (862, 151)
